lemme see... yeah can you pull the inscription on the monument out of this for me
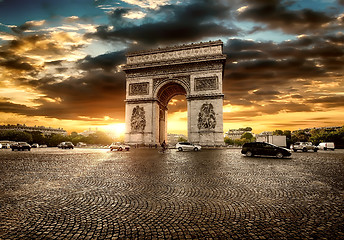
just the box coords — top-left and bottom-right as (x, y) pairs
(195, 76), (218, 91)
(129, 82), (149, 95)
(131, 106), (146, 132)
(127, 45), (222, 64)
(198, 103), (216, 130)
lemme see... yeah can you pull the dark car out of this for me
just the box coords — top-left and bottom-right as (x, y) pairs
(241, 142), (291, 158)
(58, 141), (74, 149)
(11, 142), (31, 151)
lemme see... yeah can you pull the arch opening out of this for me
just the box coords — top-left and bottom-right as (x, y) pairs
(167, 95), (187, 144)
(156, 82), (187, 107)
(156, 82), (187, 144)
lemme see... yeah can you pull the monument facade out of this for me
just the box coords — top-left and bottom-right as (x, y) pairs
(123, 40), (226, 146)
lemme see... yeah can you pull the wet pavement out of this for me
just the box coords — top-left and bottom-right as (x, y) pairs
(0, 148), (343, 239)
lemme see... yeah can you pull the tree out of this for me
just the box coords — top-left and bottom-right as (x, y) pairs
(1, 130), (33, 142)
(30, 131), (46, 145)
(178, 136), (187, 142)
(47, 133), (68, 147)
(87, 131), (113, 145)
(291, 130), (310, 143)
(273, 130), (283, 135)
(224, 137), (234, 145)
(241, 132), (254, 141)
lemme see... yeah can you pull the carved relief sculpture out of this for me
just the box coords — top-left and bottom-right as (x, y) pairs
(198, 103), (216, 130)
(129, 82), (149, 96)
(195, 76), (218, 91)
(131, 106), (146, 132)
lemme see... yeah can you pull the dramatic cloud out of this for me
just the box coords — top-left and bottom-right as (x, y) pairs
(238, 0), (334, 34)
(88, 0), (237, 45)
(0, 0), (343, 132)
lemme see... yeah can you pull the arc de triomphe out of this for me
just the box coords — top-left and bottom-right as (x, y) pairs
(123, 40), (226, 146)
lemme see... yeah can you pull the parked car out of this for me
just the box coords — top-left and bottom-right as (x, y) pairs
(110, 142), (130, 151)
(58, 142), (74, 149)
(31, 143), (39, 148)
(317, 142), (335, 151)
(291, 142), (318, 152)
(176, 142), (201, 152)
(11, 142), (31, 151)
(39, 144), (48, 148)
(1, 143), (10, 149)
(77, 142), (87, 147)
(241, 142), (291, 158)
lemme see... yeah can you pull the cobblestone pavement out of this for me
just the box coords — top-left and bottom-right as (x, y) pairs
(0, 148), (343, 239)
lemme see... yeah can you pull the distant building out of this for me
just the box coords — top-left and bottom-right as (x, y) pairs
(79, 128), (98, 137)
(225, 128), (253, 140)
(0, 124), (67, 136)
(256, 131), (286, 147)
(167, 133), (187, 145)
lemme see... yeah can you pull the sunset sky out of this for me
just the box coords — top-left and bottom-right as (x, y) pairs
(0, 0), (343, 136)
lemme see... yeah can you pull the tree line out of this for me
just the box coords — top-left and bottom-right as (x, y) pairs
(0, 130), (116, 147)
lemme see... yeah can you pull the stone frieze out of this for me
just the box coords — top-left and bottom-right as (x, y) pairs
(195, 76), (218, 91)
(129, 82), (149, 96)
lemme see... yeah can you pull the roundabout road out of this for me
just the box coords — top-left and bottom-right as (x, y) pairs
(0, 148), (343, 239)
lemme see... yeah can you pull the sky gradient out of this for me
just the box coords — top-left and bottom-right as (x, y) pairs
(0, 0), (343, 135)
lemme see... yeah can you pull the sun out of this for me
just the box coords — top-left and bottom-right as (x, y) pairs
(101, 123), (126, 137)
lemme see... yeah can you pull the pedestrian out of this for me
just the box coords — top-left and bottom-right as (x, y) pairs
(161, 140), (167, 153)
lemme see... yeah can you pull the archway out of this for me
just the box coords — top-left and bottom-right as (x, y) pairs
(156, 82), (187, 143)
(123, 40), (226, 146)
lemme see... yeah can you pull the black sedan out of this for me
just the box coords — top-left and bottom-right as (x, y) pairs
(241, 142), (291, 158)
(10, 142), (31, 151)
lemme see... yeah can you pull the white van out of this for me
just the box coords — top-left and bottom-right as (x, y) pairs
(318, 142), (335, 151)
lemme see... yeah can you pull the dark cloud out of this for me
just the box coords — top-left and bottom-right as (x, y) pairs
(0, 57), (36, 71)
(11, 21), (42, 34)
(32, 71), (126, 120)
(238, 0), (334, 34)
(88, 0), (237, 46)
(77, 50), (126, 72)
(44, 60), (64, 66)
(307, 95), (344, 108)
(222, 35), (344, 111)
(253, 90), (280, 96)
(0, 98), (31, 113)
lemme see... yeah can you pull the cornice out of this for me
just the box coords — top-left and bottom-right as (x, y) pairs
(123, 54), (226, 71)
(126, 40), (223, 57)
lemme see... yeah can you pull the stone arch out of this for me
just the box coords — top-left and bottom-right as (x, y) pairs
(155, 81), (187, 107)
(123, 40), (226, 146)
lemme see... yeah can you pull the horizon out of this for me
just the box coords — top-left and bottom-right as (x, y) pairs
(0, 0), (343, 136)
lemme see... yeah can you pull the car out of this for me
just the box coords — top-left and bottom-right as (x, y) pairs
(58, 142), (74, 149)
(317, 142), (335, 151)
(110, 142), (130, 151)
(1, 143), (11, 149)
(10, 142), (31, 151)
(291, 142), (318, 152)
(31, 143), (39, 148)
(39, 144), (48, 148)
(241, 142), (291, 158)
(176, 142), (201, 152)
